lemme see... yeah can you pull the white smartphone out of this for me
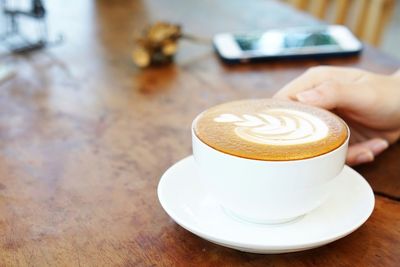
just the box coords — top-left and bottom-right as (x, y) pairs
(213, 25), (363, 63)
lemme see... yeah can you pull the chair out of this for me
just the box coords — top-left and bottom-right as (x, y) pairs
(284, 0), (395, 46)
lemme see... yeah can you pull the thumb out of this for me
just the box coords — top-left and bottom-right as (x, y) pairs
(295, 81), (347, 110)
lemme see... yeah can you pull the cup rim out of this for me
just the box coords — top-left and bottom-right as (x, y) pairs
(192, 111), (350, 163)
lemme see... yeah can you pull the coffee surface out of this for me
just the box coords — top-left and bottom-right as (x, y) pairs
(194, 99), (348, 160)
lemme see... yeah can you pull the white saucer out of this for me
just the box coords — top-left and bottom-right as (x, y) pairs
(158, 156), (375, 254)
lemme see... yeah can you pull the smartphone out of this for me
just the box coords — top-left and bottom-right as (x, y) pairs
(213, 25), (363, 63)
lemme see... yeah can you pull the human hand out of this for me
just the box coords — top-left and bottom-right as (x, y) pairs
(274, 66), (400, 166)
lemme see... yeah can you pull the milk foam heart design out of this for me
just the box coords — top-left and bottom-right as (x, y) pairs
(214, 108), (329, 145)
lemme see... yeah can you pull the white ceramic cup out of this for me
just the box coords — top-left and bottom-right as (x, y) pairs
(192, 116), (349, 224)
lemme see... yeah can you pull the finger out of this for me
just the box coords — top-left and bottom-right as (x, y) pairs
(274, 67), (329, 100)
(298, 80), (380, 116)
(295, 81), (344, 110)
(346, 138), (389, 166)
(363, 138), (389, 155)
(273, 66), (364, 100)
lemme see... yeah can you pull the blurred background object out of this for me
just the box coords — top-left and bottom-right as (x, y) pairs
(0, 63), (15, 84)
(283, 0), (395, 47)
(132, 22), (182, 68)
(381, 0), (400, 59)
(0, 0), (62, 53)
(132, 21), (211, 68)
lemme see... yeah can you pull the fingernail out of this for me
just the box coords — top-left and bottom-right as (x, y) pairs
(355, 151), (374, 164)
(296, 90), (321, 103)
(370, 139), (389, 154)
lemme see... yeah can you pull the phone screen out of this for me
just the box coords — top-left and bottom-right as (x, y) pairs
(235, 29), (340, 53)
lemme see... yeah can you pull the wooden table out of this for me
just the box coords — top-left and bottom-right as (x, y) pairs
(0, 0), (399, 266)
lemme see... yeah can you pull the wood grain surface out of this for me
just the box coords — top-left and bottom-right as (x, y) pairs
(0, 0), (399, 266)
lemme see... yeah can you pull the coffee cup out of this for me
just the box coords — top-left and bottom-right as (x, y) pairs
(192, 99), (349, 224)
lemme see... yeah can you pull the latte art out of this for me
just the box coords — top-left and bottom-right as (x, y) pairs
(194, 99), (348, 161)
(214, 109), (329, 145)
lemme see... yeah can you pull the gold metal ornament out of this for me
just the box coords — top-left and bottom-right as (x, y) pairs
(132, 22), (182, 68)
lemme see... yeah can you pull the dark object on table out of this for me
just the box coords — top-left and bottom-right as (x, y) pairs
(0, 0), (62, 54)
